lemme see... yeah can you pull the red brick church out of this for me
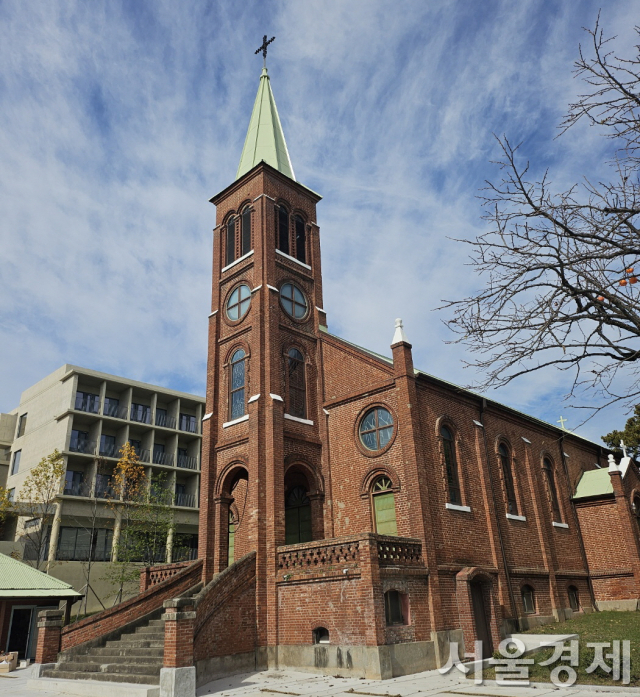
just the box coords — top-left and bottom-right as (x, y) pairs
(38, 60), (640, 694)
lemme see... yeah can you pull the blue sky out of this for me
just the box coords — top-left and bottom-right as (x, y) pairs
(0, 0), (636, 444)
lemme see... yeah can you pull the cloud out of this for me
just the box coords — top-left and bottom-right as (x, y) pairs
(0, 0), (635, 444)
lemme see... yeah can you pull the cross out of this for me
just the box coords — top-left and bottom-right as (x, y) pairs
(620, 440), (628, 458)
(255, 35), (275, 67)
(557, 416), (568, 430)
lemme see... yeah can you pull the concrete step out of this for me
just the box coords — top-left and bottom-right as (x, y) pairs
(41, 669), (160, 685)
(134, 626), (164, 635)
(105, 638), (164, 649)
(67, 654), (162, 665)
(146, 619), (164, 627)
(28, 677), (159, 697)
(88, 647), (164, 658)
(58, 662), (161, 677)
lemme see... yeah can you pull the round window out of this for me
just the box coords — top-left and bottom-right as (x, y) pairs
(359, 407), (394, 451)
(280, 282), (308, 319)
(226, 284), (251, 321)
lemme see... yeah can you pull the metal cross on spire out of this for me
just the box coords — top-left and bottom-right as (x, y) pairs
(255, 35), (276, 67)
(557, 415), (568, 430)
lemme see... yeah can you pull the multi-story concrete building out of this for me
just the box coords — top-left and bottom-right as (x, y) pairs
(1, 365), (204, 609)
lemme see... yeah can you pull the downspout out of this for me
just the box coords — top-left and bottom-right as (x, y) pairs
(559, 433), (598, 611)
(479, 398), (519, 631)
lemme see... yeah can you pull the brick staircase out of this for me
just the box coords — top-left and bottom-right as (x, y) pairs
(42, 612), (164, 685)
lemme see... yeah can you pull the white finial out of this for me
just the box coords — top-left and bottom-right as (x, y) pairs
(620, 440), (628, 458)
(608, 453), (619, 473)
(392, 318), (409, 345)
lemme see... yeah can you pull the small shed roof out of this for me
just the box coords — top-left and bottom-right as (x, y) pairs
(573, 468), (614, 500)
(0, 554), (82, 598)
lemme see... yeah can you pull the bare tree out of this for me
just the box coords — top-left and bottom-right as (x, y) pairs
(442, 16), (640, 417)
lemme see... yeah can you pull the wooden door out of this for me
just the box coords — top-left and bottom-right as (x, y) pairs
(470, 582), (493, 658)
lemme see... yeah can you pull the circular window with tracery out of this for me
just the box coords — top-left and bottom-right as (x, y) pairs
(280, 282), (308, 320)
(226, 284), (251, 321)
(359, 407), (394, 452)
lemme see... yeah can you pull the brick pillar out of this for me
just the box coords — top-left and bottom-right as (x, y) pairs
(609, 463), (640, 595)
(140, 566), (151, 593)
(34, 609), (63, 665)
(162, 599), (195, 668)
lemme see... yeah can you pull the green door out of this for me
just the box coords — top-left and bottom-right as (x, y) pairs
(285, 486), (313, 544)
(374, 492), (397, 535)
(228, 515), (235, 566)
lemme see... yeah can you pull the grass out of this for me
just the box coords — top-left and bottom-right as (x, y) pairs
(482, 611), (640, 687)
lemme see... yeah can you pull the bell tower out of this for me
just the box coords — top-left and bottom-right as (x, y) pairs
(198, 56), (326, 647)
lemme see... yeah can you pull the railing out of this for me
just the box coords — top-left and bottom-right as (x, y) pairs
(153, 451), (174, 466)
(63, 481), (91, 497)
(175, 492), (197, 508)
(130, 406), (151, 424)
(134, 448), (150, 463)
(155, 413), (176, 429)
(278, 538), (360, 571)
(376, 537), (423, 566)
(95, 481), (117, 499)
(139, 560), (197, 591)
(179, 418), (197, 434)
(99, 443), (119, 458)
(103, 403), (128, 419)
(177, 454), (198, 470)
(75, 395), (99, 414)
(69, 439), (96, 455)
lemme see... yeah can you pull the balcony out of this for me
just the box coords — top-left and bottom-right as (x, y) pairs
(177, 454), (198, 470)
(155, 413), (176, 429)
(153, 451), (174, 466)
(175, 492), (197, 508)
(75, 394), (100, 414)
(63, 481), (91, 497)
(130, 405), (151, 424)
(179, 415), (197, 434)
(99, 443), (119, 458)
(69, 439), (96, 455)
(135, 448), (151, 463)
(95, 480), (116, 500)
(103, 403), (128, 419)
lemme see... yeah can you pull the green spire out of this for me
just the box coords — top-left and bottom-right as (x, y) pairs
(236, 67), (295, 181)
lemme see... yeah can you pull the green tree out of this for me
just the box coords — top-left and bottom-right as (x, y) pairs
(17, 450), (65, 572)
(602, 405), (640, 459)
(0, 486), (12, 533)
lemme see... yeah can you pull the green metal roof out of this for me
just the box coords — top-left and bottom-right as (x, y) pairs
(573, 468), (614, 500)
(236, 67), (295, 182)
(0, 553), (82, 598)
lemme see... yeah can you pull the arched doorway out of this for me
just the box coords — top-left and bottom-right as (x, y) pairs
(285, 485), (312, 544)
(470, 580), (493, 657)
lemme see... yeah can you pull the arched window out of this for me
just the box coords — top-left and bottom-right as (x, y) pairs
(229, 349), (246, 420)
(542, 458), (562, 522)
(241, 206), (252, 257)
(568, 585), (579, 611)
(294, 215), (306, 264)
(633, 495), (640, 532)
(372, 476), (397, 535)
(499, 443), (517, 515)
(521, 585), (536, 614)
(384, 590), (407, 626)
(359, 407), (394, 451)
(228, 511), (236, 566)
(441, 426), (461, 505)
(276, 205), (289, 255)
(287, 348), (306, 418)
(285, 485), (312, 544)
(226, 216), (236, 266)
(313, 627), (329, 644)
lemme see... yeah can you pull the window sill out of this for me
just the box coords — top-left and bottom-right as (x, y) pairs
(221, 249), (254, 273)
(284, 413), (314, 426)
(270, 393), (284, 402)
(445, 503), (471, 513)
(202, 412), (213, 421)
(222, 414), (249, 428)
(506, 513), (527, 521)
(275, 248), (311, 270)
(248, 394), (260, 404)
(552, 521), (569, 529)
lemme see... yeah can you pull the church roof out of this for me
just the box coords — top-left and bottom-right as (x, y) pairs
(0, 553), (82, 598)
(236, 67), (295, 182)
(573, 468), (613, 500)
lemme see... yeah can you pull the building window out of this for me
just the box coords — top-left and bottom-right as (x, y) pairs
(568, 585), (580, 611)
(441, 426), (461, 505)
(228, 511), (236, 566)
(7, 488), (14, 502)
(542, 458), (562, 522)
(99, 434), (117, 458)
(16, 414), (27, 438)
(384, 590), (406, 626)
(280, 282), (308, 319)
(276, 205), (290, 255)
(372, 476), (398, 535)
(286, 348), (306, 418)
(521, 585), (536, 614)
(359, 407), (394, 452)
(103, 396), (122, 418)
(226, 283), (251, 321)
(285, 485), (312, 544)
(57, 526), (113, 562)
(313, 627), (329, 644)
(241, 206), (252, 256)
(131, 403), (151, 424)
(633, 495), (640, 532)
(226, 216), (236, 266)
(70, 430), (91, 454)
(498, 443), (517, 515)
(179, 413), (197, 433)
(75, 390), (99, 413)
(10, 450), (21, 476)
(229, 349), (247, 420)
(294, 215), (306, 264)
(64, 470), (86, 496)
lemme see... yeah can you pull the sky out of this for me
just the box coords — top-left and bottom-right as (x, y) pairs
(0, 0), (637, 445)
